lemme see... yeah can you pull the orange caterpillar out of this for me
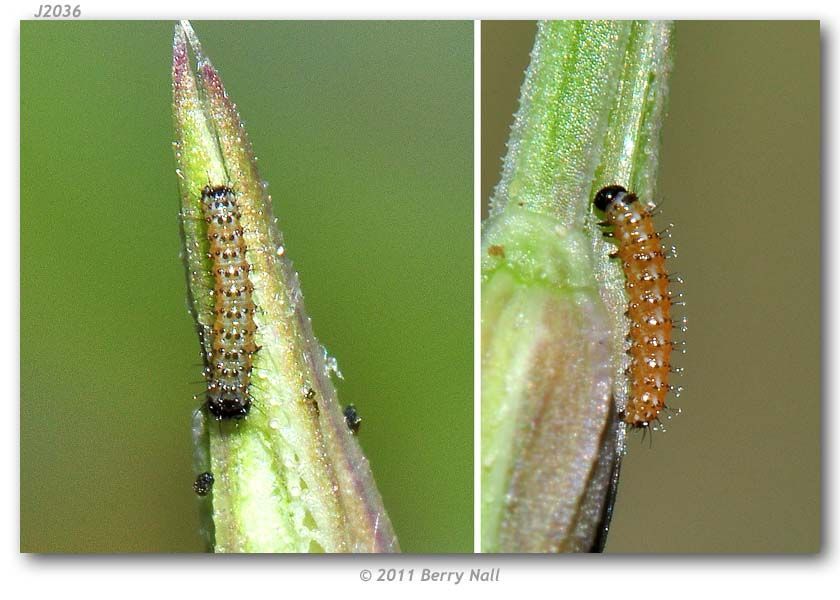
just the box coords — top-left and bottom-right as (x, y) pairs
(201, 185), (259, 421)
(594, 185), (679, 428)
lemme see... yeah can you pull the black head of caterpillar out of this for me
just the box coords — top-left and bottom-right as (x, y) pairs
(593, 185), (635, 212)
(200, 184), (259, 421)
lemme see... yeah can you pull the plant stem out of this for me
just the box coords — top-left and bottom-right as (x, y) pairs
(172, 20), (399, 553)
(482, 20), (674, 552)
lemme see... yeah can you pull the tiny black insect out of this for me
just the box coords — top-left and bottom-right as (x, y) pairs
(304, 387), (316, 401)
(193, 471), (215, 496)
(343, 404), (362, 434)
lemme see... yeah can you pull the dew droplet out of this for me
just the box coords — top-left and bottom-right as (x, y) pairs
(325, 354), (343, 380)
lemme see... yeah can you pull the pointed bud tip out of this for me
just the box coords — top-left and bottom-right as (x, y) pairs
(179, 20), (203, 59)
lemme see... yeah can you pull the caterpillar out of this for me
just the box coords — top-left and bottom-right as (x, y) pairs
(201, 184), (259, 421)
(594, 185), (680, 428)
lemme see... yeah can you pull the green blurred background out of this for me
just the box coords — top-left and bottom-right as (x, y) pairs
(483, 21), (820, 552)
(21, 21), (473, 553)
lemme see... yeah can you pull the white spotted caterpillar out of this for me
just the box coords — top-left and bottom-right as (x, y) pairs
(200, 184), (259, 421)
(594, 185), (683, 428)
